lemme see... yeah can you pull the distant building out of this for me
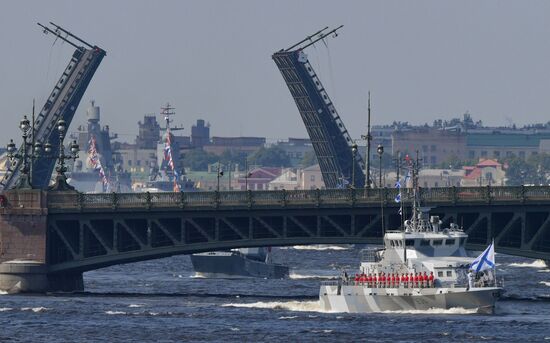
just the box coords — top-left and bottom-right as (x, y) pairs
(299, 164), (325, 190)
(191, 119), (210, 148)
(275, 138), (314, 167)
(461, 159), (506, 187)
(391, 128), (466, 167)
(136, 115), (161, 149)
(235, 167), (282, 190)
(466, 130), (550, 160)
(268, 169), (298, 190)
(384, 168), (464, 188)
(204, 136), (265, 156)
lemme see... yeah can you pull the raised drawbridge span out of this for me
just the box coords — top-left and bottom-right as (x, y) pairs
(272, 26), (366, 189)
(1, 22), (105, 190)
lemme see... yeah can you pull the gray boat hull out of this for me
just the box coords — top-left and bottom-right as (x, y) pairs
(190, 253), (289, 279)
(320, 285), (502, 314)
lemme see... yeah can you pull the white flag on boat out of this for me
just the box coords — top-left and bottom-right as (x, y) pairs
(470, 240), (495, 272)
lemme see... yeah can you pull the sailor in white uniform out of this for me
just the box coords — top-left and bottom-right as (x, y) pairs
(467, 270), (475, 290)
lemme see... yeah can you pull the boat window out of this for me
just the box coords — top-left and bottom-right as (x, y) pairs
(389, 240), (394, 247)
(446, 271), (452, 277)
(405, 239), (415, 247)
(420, 239), (430, 246)
(437, 271), (443, 277)
(445, 239), (455, 245)
(432, 240), (443, 246)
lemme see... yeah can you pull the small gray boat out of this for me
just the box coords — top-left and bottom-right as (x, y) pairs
(190, 247), (289, 279)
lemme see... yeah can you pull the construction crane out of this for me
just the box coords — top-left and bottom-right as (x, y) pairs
(1, 22), (106, 190)
(272, 26), (365, 189)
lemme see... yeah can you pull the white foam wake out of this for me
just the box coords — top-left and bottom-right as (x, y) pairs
(381, 307), (478, 315)
(289, 272), (335, 280)
(289, 245), (351, 251)
(105, 310), (126, 315)
(0, 290), (7, 295)
(509, 260), (548, 269)
(21, 307), (49, 313)
(222, 300), (330, 313)
(540, 281), (550, 287)
(0, 308), (13, 312)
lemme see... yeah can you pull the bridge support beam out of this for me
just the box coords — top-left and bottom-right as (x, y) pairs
(0, 189), (83, 293)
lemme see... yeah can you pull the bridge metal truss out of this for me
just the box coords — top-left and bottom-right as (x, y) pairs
(45, 186), (550, 273)
(1, 23), (105, 190)
(272, 26), (365, 189)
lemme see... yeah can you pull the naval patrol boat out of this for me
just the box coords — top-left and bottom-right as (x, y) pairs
(320, 170), (503, 313)
(190, 247), (289, 279)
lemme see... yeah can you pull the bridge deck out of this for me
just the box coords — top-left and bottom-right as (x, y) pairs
(3, 186), (550, 274)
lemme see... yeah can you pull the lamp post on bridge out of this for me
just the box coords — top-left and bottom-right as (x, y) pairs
(50, 119), (79, 190)
(244, 159), (253, 191)
(6, 117), (79, 190)
(377, 144), (384, 187)
(216, 162), (224, 192)
(7, 116), (36, 189)
(351, 143), (358, 189)
(6, 115), (54, 189)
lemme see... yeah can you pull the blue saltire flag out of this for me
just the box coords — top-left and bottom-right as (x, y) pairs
(394, 180), (401, 203)
(470, 240), (495, 272)
(394, 193), (401, 203)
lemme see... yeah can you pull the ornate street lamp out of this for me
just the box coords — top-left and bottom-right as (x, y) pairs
(377, 144), (384, 188)
(351, 143), (358, 189)
(49, 119), (79, 191)
(6, 115), (46, 189)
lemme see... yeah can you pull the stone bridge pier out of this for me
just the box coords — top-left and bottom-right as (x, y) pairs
(0, 189), (82, 293)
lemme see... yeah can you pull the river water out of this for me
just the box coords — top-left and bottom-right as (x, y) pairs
(0, 246), (549, 342)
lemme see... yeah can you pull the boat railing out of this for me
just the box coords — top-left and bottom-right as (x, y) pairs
(321, 278), (503, 289)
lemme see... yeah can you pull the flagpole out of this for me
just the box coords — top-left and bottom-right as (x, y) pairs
(491, 237), (497, 287)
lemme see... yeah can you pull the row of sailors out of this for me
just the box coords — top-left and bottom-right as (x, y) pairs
(352, 271), (435, 288)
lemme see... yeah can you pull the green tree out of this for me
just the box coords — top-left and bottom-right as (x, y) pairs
(501, 156), (537, 186)
(248, 146), (291, 167)
(219, 149), (247, 170)
(182, 149), (218, 171)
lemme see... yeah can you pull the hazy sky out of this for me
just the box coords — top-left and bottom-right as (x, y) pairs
(1, 1), (550, 145)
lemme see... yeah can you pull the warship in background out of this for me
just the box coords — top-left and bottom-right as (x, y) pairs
(190, 247), (289, 279)
(137, 103), (195, 192)
(68, 101), (131, 192)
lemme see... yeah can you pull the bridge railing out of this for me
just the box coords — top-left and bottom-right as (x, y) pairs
(45, 186), (550, 211)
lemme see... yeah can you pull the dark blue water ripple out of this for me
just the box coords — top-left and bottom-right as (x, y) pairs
(1, 247), (549, 342)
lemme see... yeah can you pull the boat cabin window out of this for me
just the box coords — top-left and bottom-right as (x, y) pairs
(437, 271), (443, 277)
(446, 271), (452, 277)
(445, 239), (455, 245)
(432, 240), (443, 246)
(420, 239), (430, 246)
(405, 239), (415, 247)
